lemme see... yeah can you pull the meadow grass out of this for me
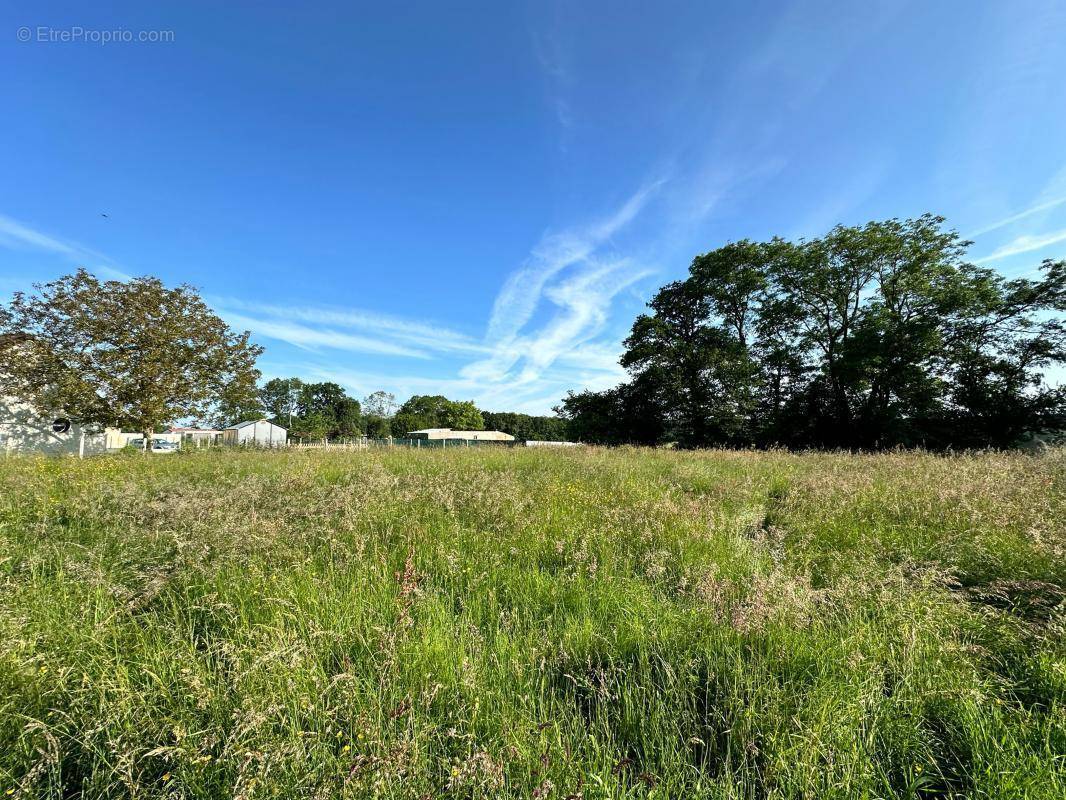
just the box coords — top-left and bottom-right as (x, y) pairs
(0, 446), (1062, 799)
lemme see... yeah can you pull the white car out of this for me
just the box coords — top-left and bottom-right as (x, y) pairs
(125, 438), (179, 453)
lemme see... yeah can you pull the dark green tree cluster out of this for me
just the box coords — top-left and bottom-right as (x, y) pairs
(480, 411), (569, 441)
(390, 395), (484, 437)
(558, 215), (1065, 449)
(259, 378), (361, 440)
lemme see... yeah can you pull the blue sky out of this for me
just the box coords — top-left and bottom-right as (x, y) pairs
(2, 1), (1065, 413)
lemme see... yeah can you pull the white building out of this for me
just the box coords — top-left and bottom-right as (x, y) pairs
(168, 426), (223, 447)
(405, 428), (514, 442)
(223, 419), (287, 447)
(0, 396), (113, 456)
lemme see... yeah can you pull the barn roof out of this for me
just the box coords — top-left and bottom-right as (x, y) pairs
(224, 420), (289, 433)
(225, 418), (281, 430)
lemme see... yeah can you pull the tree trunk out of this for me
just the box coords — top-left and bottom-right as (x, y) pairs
(143, 429), (153, 453)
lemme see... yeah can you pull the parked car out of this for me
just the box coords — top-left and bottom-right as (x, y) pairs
(125, 438), (179, 453)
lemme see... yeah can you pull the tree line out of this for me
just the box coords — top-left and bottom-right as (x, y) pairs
(557, 215), (1065, 449)
(5, 216), (1062, 453)
(255, 380), (567, 441)
(0, 271), (568, 445)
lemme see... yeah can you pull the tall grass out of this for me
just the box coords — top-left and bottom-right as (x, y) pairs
(0, 447), (1062, 798)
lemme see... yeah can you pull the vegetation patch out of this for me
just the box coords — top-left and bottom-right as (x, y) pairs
(0, 447), (1063, 798)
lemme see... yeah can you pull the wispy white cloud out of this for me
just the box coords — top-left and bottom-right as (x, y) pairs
(556, 341), (627, 377)
(973, 227), (1066, 263)
(96, 265), (135, 281)
(465, 183), (661, 391)
(515, 258), (651, 383)
(0, 214), (81, 256)
(243, 184), (661, 411)
(219, 311), (431, 359)
(0, 212), (132, 280)
(530, 5), (579, 147)
(485, 181), (661, 345)
(533, 32), (573, 131)
(212, 297), (485, 356)
(967, 195), (1066, 238)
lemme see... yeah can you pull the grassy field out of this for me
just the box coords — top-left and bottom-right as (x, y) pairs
(0, 447), (1063, 799)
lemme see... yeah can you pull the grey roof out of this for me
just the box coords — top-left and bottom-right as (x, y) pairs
(225, 419), (282, 430)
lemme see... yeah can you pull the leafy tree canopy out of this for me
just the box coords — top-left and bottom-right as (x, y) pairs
(391, 395), (484, 437)
(559, 215), (1066, 449)
(261, 378), (362, 440)
(0, 270), (262, 444)
(259, 377), (303, 428)
(480, 410), (568, 441)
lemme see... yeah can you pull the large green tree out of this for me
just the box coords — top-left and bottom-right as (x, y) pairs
(358, 391), (396, 440)
(0, 270), (263, 449)
(265, 379), (362, 440)
(259, 377), (304, 428)
(561, 216), (1066, 449)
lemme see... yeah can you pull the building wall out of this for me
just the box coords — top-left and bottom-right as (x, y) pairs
(0, 396), (111, 456)
(226, 420), (287, 447)
(409, 429), (515, 441)
(174, 431), (222, 447)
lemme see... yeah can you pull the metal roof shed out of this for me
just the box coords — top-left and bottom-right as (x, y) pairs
(223, 419), (287, 447)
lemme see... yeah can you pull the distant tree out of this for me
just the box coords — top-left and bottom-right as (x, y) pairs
(556, 374), (666, 445)
(362, 390), (397, 417)
(480, 410), (569, 441)
(260, 377), (304, 428)
(555, 389), (623, 444)
(391, 395), (484, 437)
(334, 397), (362, 437)
(213, 388), (264, 429)
(291, 410), (332, 441)
(443, 399), (484, 429)
(0, 270), (262, 449)
(294, 381), (362, 439)
(364, 414), (392, 439)
(297, 382), (346, 418)
(361, 390), (397, 439)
